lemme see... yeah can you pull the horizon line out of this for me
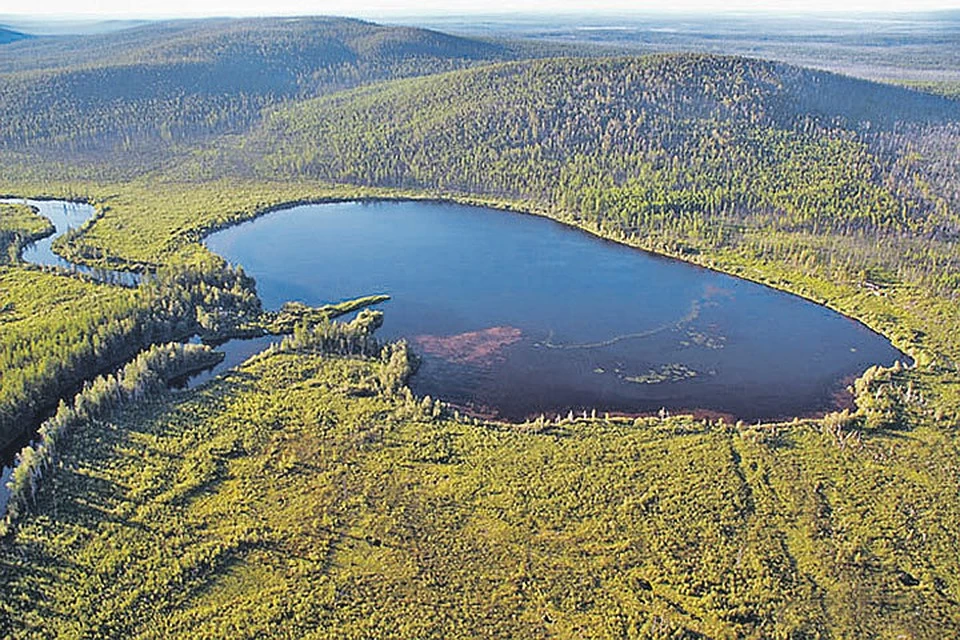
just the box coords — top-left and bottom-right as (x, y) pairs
(2, 7), (959, 21)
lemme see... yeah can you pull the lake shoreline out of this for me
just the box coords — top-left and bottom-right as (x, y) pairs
(193, 190), (919, 371)
(11, 187), (916, 368)
(205, 199), (903, 422)
(7, 189), (913, 425)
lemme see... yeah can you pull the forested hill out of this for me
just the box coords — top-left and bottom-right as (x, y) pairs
(0, 28), (29, 45)
(249, 55), (960, 237)
(0, 17), (514, 159)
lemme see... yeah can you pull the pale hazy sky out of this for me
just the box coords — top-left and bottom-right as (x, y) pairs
(1, 0), (957, 19)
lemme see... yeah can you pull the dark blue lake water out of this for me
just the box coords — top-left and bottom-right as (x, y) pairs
(205, 200), (906, 422)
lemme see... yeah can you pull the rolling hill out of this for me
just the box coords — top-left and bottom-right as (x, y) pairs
(247, 55), (960, 241)
(0, 28), (29, 45)
(1, 18), (960, 638)
(0, 17), (514, 158)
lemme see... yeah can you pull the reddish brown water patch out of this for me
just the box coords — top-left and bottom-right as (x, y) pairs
(413, 326), (523, 365)
(830, 374), (859, 412)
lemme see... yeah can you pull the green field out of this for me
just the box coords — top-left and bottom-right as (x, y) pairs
(3, 339), (960, 637)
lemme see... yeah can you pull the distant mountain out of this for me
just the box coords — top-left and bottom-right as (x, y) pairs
(0, 17), (514, 155)
(0, 16), (511, 74)
(0, 18), (153, 36)
(0, 27), (29, 44)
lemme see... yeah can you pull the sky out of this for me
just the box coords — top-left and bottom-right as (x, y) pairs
(0, 0), (957, 19)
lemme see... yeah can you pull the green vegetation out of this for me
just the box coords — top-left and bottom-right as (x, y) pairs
(2, 341), (222, 532)
(0, 267), (142, 450)
(262, 295), (391, 334)
(894, 80), (960, 99)
(0, 256), (263, 451)
(0, 193), (383, 455)
(0, 17), (512, 171)
(1, 330), (958, 637)
(36, 181), (394, 268)
(0, 203), (53, 263)
(0, 17), (959, 637)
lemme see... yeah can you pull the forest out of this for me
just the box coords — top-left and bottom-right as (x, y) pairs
(0, 14), (959, 638)
(0, 203), (52, 263)
(0, 17), (517, 167)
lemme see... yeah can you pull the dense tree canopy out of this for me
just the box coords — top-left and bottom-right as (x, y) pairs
(0, 17), (514, 160)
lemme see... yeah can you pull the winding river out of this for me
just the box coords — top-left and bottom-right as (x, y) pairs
(0, 198), (140, 287)
(0, 198), (276, 388)
(0, 199), (273, 509)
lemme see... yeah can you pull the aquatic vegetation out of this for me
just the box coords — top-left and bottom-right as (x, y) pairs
(623, 363), (701, 385)
(540, 300), (702, 350)
(681, 328), (727, 350)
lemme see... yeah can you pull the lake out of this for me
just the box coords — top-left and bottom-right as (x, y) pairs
(206, 200), (906, 422)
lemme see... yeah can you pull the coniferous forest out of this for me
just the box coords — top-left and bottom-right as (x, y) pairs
(1, 13), (960, 638)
